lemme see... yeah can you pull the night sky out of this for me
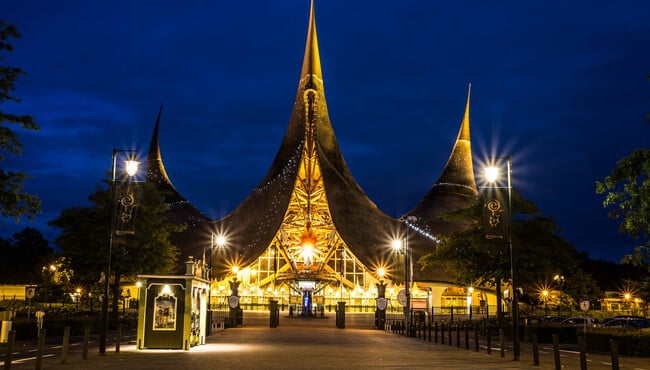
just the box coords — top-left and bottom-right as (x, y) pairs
(3, 1), (649, 263)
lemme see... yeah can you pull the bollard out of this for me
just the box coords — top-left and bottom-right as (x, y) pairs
(579, 335), (587, 370)
(441, 322), (445, 344)
(116, 323), (123, 353)
(465, 323), (469, 349)
(448, 323), (452, 346)
(428, 322), (432, 342)
(83, 326), (90, 360)
(532, 331), (539, 366)
(4, 329), (15, 370)
(434, 322), (438, 343)
(553, 334), (561, 370)
(61, 326), (70, 363)
(456, 323), (460, 347)
(486, 327), (491, 355)
(35, 329), (46, 370)
(610, 339), (619, 370)
(499, 328), (505, 358)
(474, 324), (479, 352)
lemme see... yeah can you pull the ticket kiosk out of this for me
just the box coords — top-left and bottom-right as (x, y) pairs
(136, 257), (210, 350)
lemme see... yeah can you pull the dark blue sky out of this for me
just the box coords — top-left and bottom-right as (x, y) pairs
(4, 1), (649, 262)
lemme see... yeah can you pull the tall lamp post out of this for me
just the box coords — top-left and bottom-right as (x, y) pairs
(392, 224), (412, 337)
(100, 149), (139, 354)
(485, 156), (519, 360)
(207, 233), (226, 335)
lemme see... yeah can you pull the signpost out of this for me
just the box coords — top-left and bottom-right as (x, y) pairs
(25, 286), (36, 319)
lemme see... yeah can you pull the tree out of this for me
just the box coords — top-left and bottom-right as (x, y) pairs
(49, 180), (183, 315)
(0, 20), (40, 224)
(596, 80), (649, 311)
(596, 146), (650, 309)
(419, 190), (588, 322)
(0, 227), (53, 284)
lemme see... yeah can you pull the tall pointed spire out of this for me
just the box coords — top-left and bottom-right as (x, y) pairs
(300, 0), (322, 86)
(457, 83), (471, 142)
(214, 0), (400, 269)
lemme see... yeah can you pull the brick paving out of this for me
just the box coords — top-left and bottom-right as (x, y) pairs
(3, 313), (647, 370)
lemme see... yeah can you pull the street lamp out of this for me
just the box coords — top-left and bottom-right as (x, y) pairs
(75, 288), (82, 311)
(468, 287), (474, 321)
(392, 231), (411, 337)
(100, 149), (139, 354)
(554, 274), (565, 315)
(484, 156), (519, 360)
(542, 290), (549, 316)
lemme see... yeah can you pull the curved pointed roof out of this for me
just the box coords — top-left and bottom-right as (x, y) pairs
(145, 105), (211, 266)
(146, 105), (184, 204)
(213, 1), (402, 268)
(404, 85), (478, 236)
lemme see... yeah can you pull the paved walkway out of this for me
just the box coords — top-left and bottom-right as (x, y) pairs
(3, 313), (647, 369)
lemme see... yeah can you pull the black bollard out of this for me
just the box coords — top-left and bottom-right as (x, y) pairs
(116, 323), (122, 353)
(441, 322), (445, 344)
(487, 327), (491, 354)
(579, 336), (587, 370)
(456, 323), (460, 347)
(532, 331), (539, 366)
(553, 334), (561, 370)
(434, 321), (438, 343)
(610, 339), (619, 370)
(474, 323), (479, 352)
(465, 323), (469, 349)
(499, 328), (505, 358)
(448, 323), (452, 346)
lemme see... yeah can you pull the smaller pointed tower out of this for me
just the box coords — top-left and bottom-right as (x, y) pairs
(404, 85), (478, 236)
(145, 106), (211, 267)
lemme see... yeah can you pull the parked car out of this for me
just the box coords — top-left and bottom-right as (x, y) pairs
(602, 317), (650, 329)
(560, 317), (600, 327)
(540, 316), (566, 324)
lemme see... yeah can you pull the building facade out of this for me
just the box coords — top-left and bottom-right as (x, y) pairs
(145, 1), (493, 317)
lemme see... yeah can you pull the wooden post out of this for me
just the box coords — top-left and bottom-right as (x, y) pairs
(553, 334), (561, 370)
(487, 327), (491, 355)
(499, 328), (505, 358)
(579, 336), (587, 370)
(35, 329), (46, 370)
(61, 326), (70, 363)
(3, 330), (15, 370)
(434, 321), (438, 343)
(115, 323), (123, 353)
(83, 326), (90, 360)
(532, 331), (539, 366)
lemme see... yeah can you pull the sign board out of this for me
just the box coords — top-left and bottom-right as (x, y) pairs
(396, 289), (406, 306)
(579, 299), (590, 311)
(376, 297), (388, 311)
(228, 295), (240, 309)
(25, 286), (36, 299)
